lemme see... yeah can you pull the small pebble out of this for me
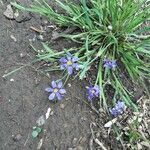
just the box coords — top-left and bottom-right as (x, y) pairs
(38, 35), (44, 41)
(43, 19), (48, 24)
(14, 12), (31, 23)
(81, 117), (86, 121)
(14, 10), (19, 18)
(96, 132), (100, 138)
(10, 35), (17, 42)
(47, 25), (56, 29)
(37, 138), (43, 150)
(33, 126), (37, 130)
(20, 52), (26, 58)
(68, 83), (71, 87)
(60, 104), (65, 109)
(50, 111), (54, 116)
(10, 78), (14, 82)
(47, 64), (51, 67)
(79, 137), (86, 143)
(13, 134), (22, 142)
(137, 143), (142, 150)
(138, 125), (142, 130)
(46, 73), (50, 78)
(108, 25), (113, 30)
(3, 4), (14, 19)
(36, 115), (45, 126)
(64, 123), (68, 128)
(76, 146), (84, 150)
(72, 138), (78, 146)
(29, 35), (36, 42)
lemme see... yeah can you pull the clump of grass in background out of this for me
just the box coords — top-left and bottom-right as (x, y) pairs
(11, 0), (150, 111)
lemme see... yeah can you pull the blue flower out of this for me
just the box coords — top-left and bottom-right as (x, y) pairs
(109, 101), (125, 117)
(103, 59), (117, 69)
(59, 53), (79, 75)
(45, 80), (66, 101)
(86, 85), (100, 101)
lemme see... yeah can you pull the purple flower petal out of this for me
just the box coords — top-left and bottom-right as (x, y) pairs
(109, 101), (125, 117)
(103, 59), (108, 62)
(112, 60), (116, 65)
(94, 86), (99, 95)
(112, 61), (117, 68)
(86, 85), (100, 101)
(60, 64), (66, 70)
(67, 56), (72, 61)
(59, 54), (79, 75)
(103, 64), (109, 68)
(58, 81), (63, 88)
(75, 65), (80, 70)
(103, 59), (117, 69)
(46, 80), (66, 101)
(94, 85), (99, 90)
(109, 108), (118, 117)
(59, 57), (67, 63)
(45, 87), (53, 92)
(72, 63), (79, 70)
(72, 63), (77, 68)
(56, 92), (62, 100)
(94, 93), (99, 97)
(88, 95), (94, 101)
(59, 89), (66, 94)
(115, 101), (125, 110)
(66, 52), (72, 59)
(51, 81), (57, 88)
(67, 66), (73, 75)
(72, 57), (78, 62)
(49, 93), (55, 100)
(60, 63), (67, 70)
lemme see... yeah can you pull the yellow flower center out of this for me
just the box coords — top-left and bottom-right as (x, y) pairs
(53, 88), (58, 93)
(67, 60), (73, 66)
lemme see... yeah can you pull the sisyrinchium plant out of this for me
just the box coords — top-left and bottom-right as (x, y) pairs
(11, 0), (150, 113)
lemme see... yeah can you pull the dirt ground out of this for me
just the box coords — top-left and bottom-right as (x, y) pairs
(0, 1), (97, 150)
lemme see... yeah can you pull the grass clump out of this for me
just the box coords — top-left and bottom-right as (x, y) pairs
(11, 0), (150, 111)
